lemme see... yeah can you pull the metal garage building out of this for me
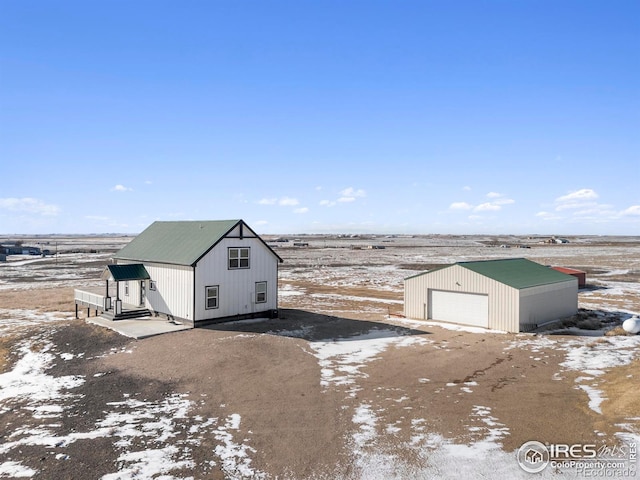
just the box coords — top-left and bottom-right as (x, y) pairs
(404, 258), (578, 332)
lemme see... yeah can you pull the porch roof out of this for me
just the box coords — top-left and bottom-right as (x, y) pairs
(102, 264), (151, 282)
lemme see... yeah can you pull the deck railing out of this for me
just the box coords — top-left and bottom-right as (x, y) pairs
(74, 289), (107, 310)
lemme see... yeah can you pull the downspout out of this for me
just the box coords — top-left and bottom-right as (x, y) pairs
(192, 264), (196, 327)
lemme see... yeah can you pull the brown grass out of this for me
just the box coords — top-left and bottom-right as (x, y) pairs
(600, 359), (640, 420)
(0, 287), (76, 313)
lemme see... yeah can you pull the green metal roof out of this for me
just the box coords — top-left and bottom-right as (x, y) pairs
(405, 258), (576, 289)
(458, 258), (576, 289)
(113, 219), (282, 266)
(103, 264), (150, 281)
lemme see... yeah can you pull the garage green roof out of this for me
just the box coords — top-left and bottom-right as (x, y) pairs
(113, 219), (282, 266)
(459, 258), (576, 289)
(405, 258), (577, 289)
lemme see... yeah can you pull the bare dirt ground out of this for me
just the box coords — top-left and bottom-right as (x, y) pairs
(0, 234), (639, 479)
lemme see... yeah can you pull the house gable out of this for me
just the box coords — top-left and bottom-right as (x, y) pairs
(113, 219), (282, 266)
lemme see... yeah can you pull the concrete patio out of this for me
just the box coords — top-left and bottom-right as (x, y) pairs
(86, 315), (191, 339)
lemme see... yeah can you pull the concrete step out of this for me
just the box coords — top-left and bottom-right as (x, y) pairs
(102, 309), (152, 321)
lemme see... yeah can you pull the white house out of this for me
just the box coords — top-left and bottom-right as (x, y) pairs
(404, 258), (578, 333)
(100, 219), (282, 327)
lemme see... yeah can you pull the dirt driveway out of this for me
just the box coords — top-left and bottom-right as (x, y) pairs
(1, 303), (638, 479)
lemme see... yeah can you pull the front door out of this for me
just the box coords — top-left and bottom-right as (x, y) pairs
(140, 281), (146, 307)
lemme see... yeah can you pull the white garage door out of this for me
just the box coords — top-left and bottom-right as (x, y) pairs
(429, 290), (489, 328)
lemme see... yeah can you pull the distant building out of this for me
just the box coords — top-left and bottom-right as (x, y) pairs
(550, 267), (586, 288)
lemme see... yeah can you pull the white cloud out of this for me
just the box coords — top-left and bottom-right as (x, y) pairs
(450, 195), (514, 213)
(322, 187), (366, 206)
(111, 184), (132, 192)
(338, 187), (366, 203)
(85, 215), (109, 221)
(449, 202), (473, 210)
(258, 197), (299, 206)
(556, 188), (599, 203)
(555, 189), (600, 211)
(144, 180), (153, 185)
(463, 186), (472, 191)
(0, 197), (60, 216)
(254, 220), (268, 226)
(340, 187), (366, 198)
(279, 197), (299, 206)
(294, 207), (309, 214)
(474, 202), (501, 212)
(621, 205), (640, 216)
(552, 189), (619, 220)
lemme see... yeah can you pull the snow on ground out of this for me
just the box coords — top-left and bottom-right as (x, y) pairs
(308, 329), (430, 396)
(0, 316), (265, 479)
(0, 334), (84, 413)
(0, 309), (73, 334)
(306, 329), (553, 479)
(580, 281), (640, 312)
(508, 334), (640, 415)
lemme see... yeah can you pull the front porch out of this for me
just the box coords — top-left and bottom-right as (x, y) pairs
(73, 263), (153, 321)
(74, 286), (151, 320)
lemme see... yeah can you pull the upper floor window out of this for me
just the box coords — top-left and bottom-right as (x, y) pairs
(228, 247), (250, 269)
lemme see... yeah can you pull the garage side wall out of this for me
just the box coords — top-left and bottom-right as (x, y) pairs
(404, 265), (520, 332)
(519, 280), (578, 330)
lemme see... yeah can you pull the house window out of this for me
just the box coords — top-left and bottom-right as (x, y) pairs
(124, 281), (129, 296)
(149, 280), (156, 291)
(255, 281), (267, 303)
(205, 285), (219, 309)
(228, 247), (250, 269)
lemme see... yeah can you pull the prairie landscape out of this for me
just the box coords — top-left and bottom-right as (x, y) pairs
(0, 234), (639, 479)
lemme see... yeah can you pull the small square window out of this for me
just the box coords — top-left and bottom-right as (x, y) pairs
(229, 247), (250, 269)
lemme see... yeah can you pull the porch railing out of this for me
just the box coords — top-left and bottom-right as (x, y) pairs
(74, 289), (107, 310)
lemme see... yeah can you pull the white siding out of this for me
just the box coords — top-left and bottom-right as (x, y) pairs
(194, 234), (279, 321)
(144, 262), (194, 321)
(404, 265), (519, 332)
(519, 280), (578, 329)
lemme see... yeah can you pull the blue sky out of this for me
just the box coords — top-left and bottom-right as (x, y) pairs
(1, 1), (638, 235)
